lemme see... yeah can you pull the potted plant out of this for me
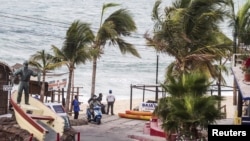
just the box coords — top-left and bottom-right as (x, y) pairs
(238, 54), (250, 66)
(241, 57), (250, 82)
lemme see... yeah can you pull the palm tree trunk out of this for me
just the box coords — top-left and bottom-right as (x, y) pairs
(91, 57), (97, 97)
(218, 59), (222, 109)
(40, 72), (46, 102)
(233, 26), (237, 105)
(65, 69), (73, 113)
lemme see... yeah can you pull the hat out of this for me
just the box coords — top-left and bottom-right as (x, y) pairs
(109, 90), (112, 94)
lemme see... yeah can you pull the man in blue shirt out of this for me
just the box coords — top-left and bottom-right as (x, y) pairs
(72, 95), (80, 119)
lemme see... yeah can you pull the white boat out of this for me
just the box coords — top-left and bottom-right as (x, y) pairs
(10, 90), (65, 141)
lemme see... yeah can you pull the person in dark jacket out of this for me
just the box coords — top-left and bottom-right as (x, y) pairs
(97, 93), (103, 102)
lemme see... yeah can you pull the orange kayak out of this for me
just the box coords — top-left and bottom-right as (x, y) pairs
(125, 110), (153, 116)
(118, 113), (151, 121)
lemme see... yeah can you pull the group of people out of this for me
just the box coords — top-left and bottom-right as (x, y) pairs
(13, 60), (116, 120)
(72, 89), (116, 119)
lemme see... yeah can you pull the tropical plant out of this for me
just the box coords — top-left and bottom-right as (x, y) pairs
(225, 0), (250, 66)
(226, 0), (250, 103)
(90, 3), (141, 96)
(51, 20), (95, 112)
(145, 0), (232, 83)
(225, 0), (238, 54)
(29, 50), (64, 102)
(154, 72), (223, 140)
(241, 57), (250, 73)
(226, 0), (250, 46)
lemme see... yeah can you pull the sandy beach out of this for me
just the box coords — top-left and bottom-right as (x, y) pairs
(79, 95), (235, 118)
(221, 96), (235, 118)
(79, 97), (156, 115)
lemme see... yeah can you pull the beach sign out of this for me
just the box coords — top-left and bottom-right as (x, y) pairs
(3, 85), (12, 91)
(48, 78), (67, 90)
(139, 102), (157, 112)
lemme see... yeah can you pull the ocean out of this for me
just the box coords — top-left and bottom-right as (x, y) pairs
(0, 0), (243, 102)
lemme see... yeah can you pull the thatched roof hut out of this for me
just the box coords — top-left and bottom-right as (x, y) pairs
(0, 61), (13, 115)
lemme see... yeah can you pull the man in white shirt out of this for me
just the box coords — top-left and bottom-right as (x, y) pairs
(106, 90), (115, 115)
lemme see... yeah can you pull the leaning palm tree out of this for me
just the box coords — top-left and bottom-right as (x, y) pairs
(52, 20), (95, 112)
(90, 3), (141, 96)
(154, 72), (223, 140)
(29, 49), (64, 102)
(145, 0), (232, 82)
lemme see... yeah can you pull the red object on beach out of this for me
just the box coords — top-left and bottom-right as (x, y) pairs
(149, 117), (167, 138)
(29, 134), (33, 141)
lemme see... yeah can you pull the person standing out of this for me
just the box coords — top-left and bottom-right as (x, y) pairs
(97, 93), (103, 102)
(106, 90), (115, 115)
(13, 60), (40, 105)
(97, 93), (106, 114)
(72, 95), (80, 119)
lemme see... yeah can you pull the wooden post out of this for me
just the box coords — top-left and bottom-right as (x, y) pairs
(238, 91), (242, 117)
(143, 85), (145, 102)
(77, 87), (79, 98)
(233, 79), (237, 105)
(51, 90), (55, 103)
(130, 84), (133, 110)
(58, 89), (61, 103)
(62, 88), (65, 107)
(69, 87), (74, 116)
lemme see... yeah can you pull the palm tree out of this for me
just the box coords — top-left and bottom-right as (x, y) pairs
(145, 0), (232, 109)
(226, 0), (238, 54)
(154, 72), (223, 140)
(145, 0), (232, 82)
(226, 0), (250, 105)
(90, 3), (141, 96)
(52, 20), (95, 112)
(226, 0), (250, 53)
(235, 0), (250, 46)
(29, 49), (64, 102)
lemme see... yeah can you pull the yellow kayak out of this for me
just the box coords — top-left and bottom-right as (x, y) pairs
(125, 110), (153, 116)
(118, 113), (151, 121)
